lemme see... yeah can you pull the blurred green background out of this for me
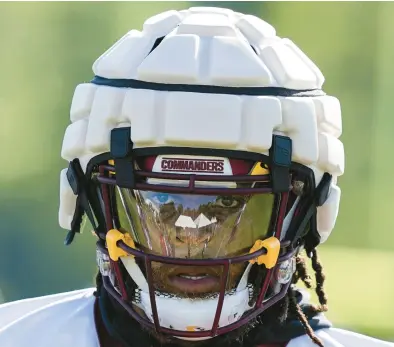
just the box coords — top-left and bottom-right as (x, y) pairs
(0, 1), (393, 341)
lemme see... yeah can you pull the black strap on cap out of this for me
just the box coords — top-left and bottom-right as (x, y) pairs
(290, 172), (333, 250)
(304, 172), (332, 253)
(64, 159), (98, 245)
(269, 135), (292, 193)
(110, 127), (135, 188)
(314, 172), (332, 207)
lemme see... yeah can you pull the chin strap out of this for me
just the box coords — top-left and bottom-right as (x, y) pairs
(286, 172), (332, 253)
(120, 256), (149, 293)
(65, 158), (102, 245)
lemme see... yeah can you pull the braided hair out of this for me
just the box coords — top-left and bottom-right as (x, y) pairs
(288, 250), (328, 346)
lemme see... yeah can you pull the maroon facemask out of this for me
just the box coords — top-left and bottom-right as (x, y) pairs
(65, 127), (331, 338)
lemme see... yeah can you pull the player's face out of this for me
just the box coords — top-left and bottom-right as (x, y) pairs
(114, 188), (274, 298)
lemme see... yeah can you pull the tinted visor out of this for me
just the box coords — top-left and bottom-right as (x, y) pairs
(114, 188), (275, 259)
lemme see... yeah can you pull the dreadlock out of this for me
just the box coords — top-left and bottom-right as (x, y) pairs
(288, 289), (324, 347)
(293, 254), (313, 288)
(288, 249), (329, 346)
(310, 249), (328, 312)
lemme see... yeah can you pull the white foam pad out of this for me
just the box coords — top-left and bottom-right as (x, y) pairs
(59, 169), (77, 230)
(93, 31), (154, 79)
(236, 14), (276, 46)
(260, 44), (319, 89)
(282, 39), (325, 88)
(70, 84), (98, 122)
(61, 119), (89, 161)
(242, 96), (282, 151)
(313, 95), (342, 137)
(164, 92), (241, 147)
(177, 13), (237, 37)
(60, 7), (344, 244)
(317, 133), (345, 176)
(121, 89), (156, 144)
(85, 87), (125, 153)
(209, 36), (273, 86)
(317, 184), (341, 243)
(279, 97), (319, 164)
(142, 10), (183, 36)
(138, 35), (200, 83)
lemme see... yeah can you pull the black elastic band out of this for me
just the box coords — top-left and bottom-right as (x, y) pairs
(65, 159), (98, 245)
(91, 76), (326, 97)
(288, 173), (332, 249)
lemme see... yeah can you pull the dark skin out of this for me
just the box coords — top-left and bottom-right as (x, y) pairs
(151, 263), (247, 298)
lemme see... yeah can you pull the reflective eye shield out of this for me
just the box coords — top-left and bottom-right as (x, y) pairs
(112, 188), (276, 259)
(65, 127), (326, 248)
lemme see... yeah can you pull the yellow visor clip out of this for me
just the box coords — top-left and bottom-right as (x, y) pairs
(249, 236), (280, 269)
(250, 162), (270, 176)
(106, 229), (136, 261)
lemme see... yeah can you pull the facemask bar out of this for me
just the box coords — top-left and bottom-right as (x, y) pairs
(98, 164), (275, 195)
(97, 236), (296, 338)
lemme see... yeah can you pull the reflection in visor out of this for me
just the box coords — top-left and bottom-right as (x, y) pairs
(115, 188), (274, 260)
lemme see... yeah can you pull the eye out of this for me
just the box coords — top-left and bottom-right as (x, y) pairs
(215, 196), (243, 208)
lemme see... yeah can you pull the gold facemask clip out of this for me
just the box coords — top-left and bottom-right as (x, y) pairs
(249, 236), (280, 269)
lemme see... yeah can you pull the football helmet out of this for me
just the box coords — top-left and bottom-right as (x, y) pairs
(59, 6), (344, 340)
